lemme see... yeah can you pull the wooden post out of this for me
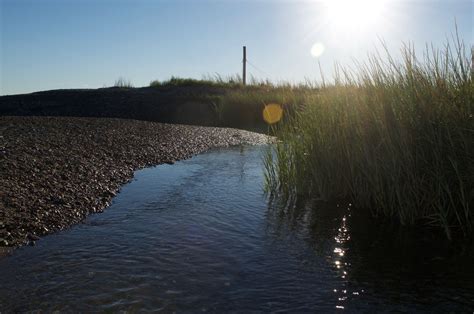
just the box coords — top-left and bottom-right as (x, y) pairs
(243, 46), (247, 86)
(471, 46), (474, 76)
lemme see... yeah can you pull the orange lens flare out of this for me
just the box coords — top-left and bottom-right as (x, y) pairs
(262, 103), (283, 124)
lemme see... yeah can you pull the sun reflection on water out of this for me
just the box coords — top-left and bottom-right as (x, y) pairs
(332, 203), (364, 310)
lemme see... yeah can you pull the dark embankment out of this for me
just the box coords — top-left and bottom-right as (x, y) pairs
(0, 84), (274, 132)
(0, 86), (223, 126)
(0, 116), (270, 249)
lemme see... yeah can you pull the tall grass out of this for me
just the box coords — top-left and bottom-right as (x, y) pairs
(264, 36), (473, 239)
(147, 75), (315, 129)
(213, 86), (315, 129)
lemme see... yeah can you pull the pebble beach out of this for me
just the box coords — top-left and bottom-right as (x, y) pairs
(0, 116), (270, 250)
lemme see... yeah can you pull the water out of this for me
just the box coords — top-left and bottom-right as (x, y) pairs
(0, 146), (473, 312)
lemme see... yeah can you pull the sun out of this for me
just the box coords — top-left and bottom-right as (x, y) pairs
(323, 0), (388, 33)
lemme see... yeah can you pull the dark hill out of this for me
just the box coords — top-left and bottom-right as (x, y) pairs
(0, 85), (230, 127)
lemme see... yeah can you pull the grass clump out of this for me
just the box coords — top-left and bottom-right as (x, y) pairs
(148, 75), (308, 130)
(114, 77), (134, 88)
(264, 36), (473, 239)
(213, 85), (314, 130)
(149, 74), (243, 89)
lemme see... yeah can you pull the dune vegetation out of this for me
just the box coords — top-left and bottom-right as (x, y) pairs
(114, 77), (134, 88)
(149, 75), (242, 89)
(261, 37), (473, 239)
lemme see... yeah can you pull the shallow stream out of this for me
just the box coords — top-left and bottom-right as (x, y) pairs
(0, 146), (472, 312)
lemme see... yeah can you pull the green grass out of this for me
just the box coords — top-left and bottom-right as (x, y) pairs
(263, 36), (473, 239)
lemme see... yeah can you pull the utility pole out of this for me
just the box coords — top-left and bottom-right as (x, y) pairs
(242, 46), (247, 86)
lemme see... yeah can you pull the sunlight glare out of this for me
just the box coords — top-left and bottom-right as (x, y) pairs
(263, 104), (283, 124)
(323, 0), (388, 33)
(311, 42), (325, 58)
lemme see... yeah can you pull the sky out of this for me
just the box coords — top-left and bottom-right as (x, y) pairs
(0, 0), (472, 95)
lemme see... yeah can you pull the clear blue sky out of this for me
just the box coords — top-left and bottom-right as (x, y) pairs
(1, 0), (472, 95)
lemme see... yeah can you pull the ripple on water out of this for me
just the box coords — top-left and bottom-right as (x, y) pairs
(0, 146), (473, 312)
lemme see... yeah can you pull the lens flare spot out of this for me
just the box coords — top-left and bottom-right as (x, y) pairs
(263, 103), (283, 124)
(311, 42), (325, 58)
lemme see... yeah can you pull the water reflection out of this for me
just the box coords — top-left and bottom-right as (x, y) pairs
(333, 208), (350, 310)
(0, 146), (473, 312)
(267, 195), (474, 312)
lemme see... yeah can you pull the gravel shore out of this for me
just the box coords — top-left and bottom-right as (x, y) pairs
(0, 116), (270, 249)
